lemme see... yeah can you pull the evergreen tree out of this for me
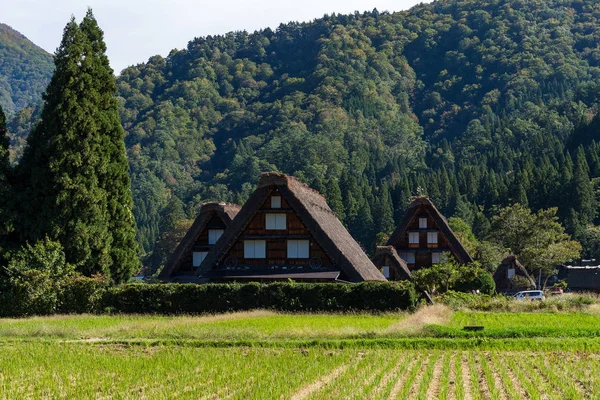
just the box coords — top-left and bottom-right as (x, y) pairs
(325, 178), (345, 222)
(17, 11), (139, 282)
(80, 11), (140, 282)
(373, 182), (394, 235)
(571, 146), (596, 229)
(0, 105), (11, 237)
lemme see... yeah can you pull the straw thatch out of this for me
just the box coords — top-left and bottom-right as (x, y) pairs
(493, 255), (535, 292)
(158, 202), (241, 280)
(372, 246), (412, 281)
(198, 172), (386, 282)
(386, 197), (473, 264)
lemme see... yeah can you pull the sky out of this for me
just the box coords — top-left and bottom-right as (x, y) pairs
(2, 0), (431, 74)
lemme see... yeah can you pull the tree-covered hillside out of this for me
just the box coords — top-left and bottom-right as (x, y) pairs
(7, 0), (600, 274)
(116, 0), (600, 267)
(0, 24), (53, 116)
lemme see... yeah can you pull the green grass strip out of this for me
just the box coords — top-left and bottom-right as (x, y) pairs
(467, 351), (483, 400)
(453, 352), (465, 400)
(395, 352), (427, 399)
(417, 351), (441, 399)
(11, 336), (599, 351)
(503, 352), (541, 400)
(477, 352), (501, 400)
(489, 351), (521, 399)
(436, 352), (452, 400)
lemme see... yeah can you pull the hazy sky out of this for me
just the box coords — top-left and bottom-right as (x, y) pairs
(2, 0), (430, 74)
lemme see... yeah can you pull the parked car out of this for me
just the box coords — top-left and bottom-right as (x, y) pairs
(513, 290), (545, 301)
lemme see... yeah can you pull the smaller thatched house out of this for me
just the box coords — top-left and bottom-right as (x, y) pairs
(372, 246), (412, 281)
(386, 197), (473, 270)
(196, 172), (386, 283)
(493, 255), (535, 293)
(158, 202), (241, 282)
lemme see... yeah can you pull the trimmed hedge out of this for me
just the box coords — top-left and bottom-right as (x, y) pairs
(100, 281), (418, 314)
(0, 279), (418, 316)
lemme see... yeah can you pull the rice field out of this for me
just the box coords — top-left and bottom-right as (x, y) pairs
(2, 309), (600, 398)
(0, 343), (598, 399)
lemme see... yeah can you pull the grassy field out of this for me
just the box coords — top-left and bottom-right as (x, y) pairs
(1, 344), (598, 399)
(2, 304), (600, 398)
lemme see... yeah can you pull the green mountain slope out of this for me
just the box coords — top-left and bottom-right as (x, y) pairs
(117, 0), (600, 266)
(6, 0), (600, 270)
(0, 24), (53, 115)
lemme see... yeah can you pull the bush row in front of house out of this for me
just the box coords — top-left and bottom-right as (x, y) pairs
(0, 273), (419, 317)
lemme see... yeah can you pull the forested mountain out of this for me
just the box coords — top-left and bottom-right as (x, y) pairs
(6, 0), (600, 273)
(0, 24), (53, 116)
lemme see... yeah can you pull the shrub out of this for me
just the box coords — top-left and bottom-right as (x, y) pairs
(99, 281), (418, 314)
(6, 270), (58, 316)
(58, 275), (109, 314)
(453, 268), (496, 295)
(0, 279), (419, 316)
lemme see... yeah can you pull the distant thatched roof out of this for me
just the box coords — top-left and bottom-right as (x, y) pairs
(493, 255), (535, 292)
(158, 202), (241, 280)
(199, 172), (386, 282)
(373, 246), (412, 281)
(386, 197), (473, 264)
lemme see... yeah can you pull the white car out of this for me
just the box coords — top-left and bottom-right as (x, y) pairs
(513, 290), (545, 301)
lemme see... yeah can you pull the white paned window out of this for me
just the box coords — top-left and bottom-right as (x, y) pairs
(432, 252), (441, 264)
(208, 229), (224, 245)
(266, 213), (286, 230)
(287, 240), (310, 258)
(271, 196), (282, 208)
(381, 266), (390, 278)
(427, 232), (438, 244)
(507, 268), (516, 279)
(192, 251), (208, 267)
(408, 232), (419, 244)
(400, 253), (415, 264)
(419, 217), (427, 229)
(244, 240), (266, 259)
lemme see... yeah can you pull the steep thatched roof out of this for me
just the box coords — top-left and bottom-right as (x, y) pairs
(158, 202), (241, 280)
(199, 172), (386, 282)
(493, 255), (536, 292)
(386, 197), (473, 264)
(373, 246), (413, 281)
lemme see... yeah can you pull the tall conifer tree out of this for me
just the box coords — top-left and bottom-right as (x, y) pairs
(18, 11), (139, 282)
(0, 105), (11, 237)
(79, 11), (140, 282)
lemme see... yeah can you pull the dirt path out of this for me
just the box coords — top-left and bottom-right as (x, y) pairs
(425, 353), (444, 400)
(448, 352), (457, 400)
(290, 362), (351, 400)
(461, 352), (473, 400)
(387, 357), (419, 399)
(485, 352), (508, 400)
(501, 354), (529, 399)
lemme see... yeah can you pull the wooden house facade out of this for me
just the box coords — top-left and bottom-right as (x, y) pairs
(197, 172), (386, 282)
(384, 197), (473, 271)
(158, 202), (241, 282)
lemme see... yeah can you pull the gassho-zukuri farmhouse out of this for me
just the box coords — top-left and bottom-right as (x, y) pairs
(160, 172), (474, 283)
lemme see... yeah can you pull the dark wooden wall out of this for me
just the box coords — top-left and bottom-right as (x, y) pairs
(392, 204), (455, 270)
(220, 188), (333, 268)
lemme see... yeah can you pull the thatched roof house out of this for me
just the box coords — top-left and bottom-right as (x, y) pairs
(197, 172), (386, 282)
(372, 246), (412, 281)
(493, 255), (535, 292)
(158, 202), (241, 282)
(386, 197), (473, 270)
